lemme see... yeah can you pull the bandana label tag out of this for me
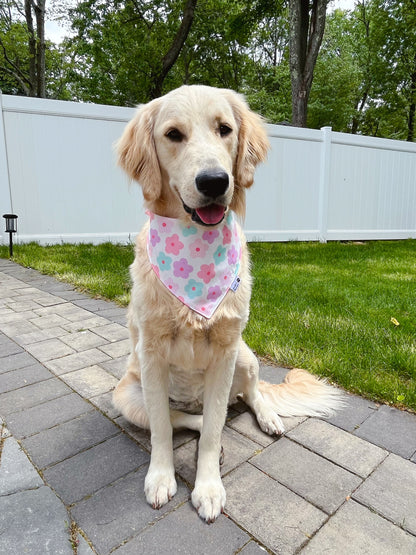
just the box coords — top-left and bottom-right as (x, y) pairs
(230, 276), (241, 292)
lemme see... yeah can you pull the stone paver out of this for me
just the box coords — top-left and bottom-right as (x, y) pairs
(300, 499), (416, 554)
(112, 501), (250, 555)
(1, 261), (416, 555)
(24, 337), (75, 362)
(287, 418), (388, 478)
(98, 338), (130, 358)
(5, 392), (93, 438)
(22, 410), (120, 468)
(60, 364), (119, 398)
(0, 436), (43, 494)
(60, 329), (108, 351)
(44, 347), (111, 375)
(175, 426), (261, 486)
(92, 323), (130, 342)
(0, 362), (51, 393)
(251, 437), (362, 514)
(353, 453), (416, 535)
(239, 541), (269, 555)
(324, 391), (379, 432)
(71, 465), (190, 555)
(0, 350), (38, 372)
(43, 433), (149, 504)
(354, 404), (416, 458)
(223, 462), (327, 554)
(0, 487), (75, 555)
(0, 377), (71, 415)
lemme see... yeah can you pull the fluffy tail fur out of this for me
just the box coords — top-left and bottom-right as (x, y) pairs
(258, 368), (345, 418)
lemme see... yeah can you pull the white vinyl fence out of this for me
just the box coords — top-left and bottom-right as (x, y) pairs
(1, 93), (415, 245)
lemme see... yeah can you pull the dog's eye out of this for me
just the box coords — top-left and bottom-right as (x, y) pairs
(219, 124), (232, 137)
(166, 128), (184, 142)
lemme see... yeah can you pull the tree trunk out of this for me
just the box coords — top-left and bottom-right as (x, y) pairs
(289, 0), (328, 127)
(150, 0), (198, 98)
(34, 0), (46, 98)
(25, 0), (37, 96)
(24, 0), (46, 98)
(407, 53), (416, 142)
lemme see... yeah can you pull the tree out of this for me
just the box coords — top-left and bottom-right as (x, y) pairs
(150, 0), (198, 98)
(308, 8), (363, 131)
(67, 0), (201, 105)
(288, 0), (329, 127)
(0, 0), (47, 97)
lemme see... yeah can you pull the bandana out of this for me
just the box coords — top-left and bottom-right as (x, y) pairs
(147, 210), (242, 318)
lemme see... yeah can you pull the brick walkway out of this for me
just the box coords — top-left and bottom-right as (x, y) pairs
(1, 258), (416, 554)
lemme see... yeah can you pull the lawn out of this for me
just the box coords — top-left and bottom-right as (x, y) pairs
(1, 240), (415, 411)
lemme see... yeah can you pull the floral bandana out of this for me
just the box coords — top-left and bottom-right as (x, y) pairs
(147, 210), (242, 318)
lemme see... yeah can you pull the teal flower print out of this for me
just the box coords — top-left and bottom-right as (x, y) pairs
(185, 279), (203, 299)
(157, 251), (172, 271)
(213, 245), (226, 265)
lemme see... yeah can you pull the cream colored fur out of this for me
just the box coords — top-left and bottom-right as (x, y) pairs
(113, 85), (343, 523)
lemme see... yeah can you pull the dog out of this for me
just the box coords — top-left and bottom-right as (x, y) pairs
(113, 85), (343, 523)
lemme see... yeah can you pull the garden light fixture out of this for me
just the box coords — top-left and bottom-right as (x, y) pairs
(3, 214), (18, 257)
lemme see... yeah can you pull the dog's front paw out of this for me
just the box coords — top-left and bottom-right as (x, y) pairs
(145, 467), (177, 509)
(256, 404), (285, 436)
(191, 478), (226, 523)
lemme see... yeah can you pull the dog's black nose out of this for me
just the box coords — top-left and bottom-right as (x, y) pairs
(195, 169), (229, 199)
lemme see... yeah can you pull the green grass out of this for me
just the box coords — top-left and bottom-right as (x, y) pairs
(1, 240), (415, 411)
(0, 242), (134, 306)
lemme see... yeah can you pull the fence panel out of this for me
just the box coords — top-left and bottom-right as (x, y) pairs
(1, 93), (415, 245)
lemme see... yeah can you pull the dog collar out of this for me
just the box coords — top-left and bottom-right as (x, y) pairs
(146, 210), (242, 318)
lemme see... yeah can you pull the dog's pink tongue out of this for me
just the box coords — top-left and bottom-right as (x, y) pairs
(196, 204), (225, 225)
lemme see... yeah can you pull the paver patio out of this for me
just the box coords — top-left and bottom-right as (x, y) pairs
(1, 258), (416, 554)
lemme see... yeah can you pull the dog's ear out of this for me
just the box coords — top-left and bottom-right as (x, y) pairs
(224, 91), (270, 217)
(116, 100), (162, 202)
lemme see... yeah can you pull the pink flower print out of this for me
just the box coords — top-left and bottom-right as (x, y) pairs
(173, 258), (193, 279)
(151, 264), (160, 279)
(227, 245), (238, 265)
(202, 229), (219, 244)
(222, 225), (232, 245)
(185, 279), (203, 299)
(164, 278), (179, 294)
(207, 285), (222, 300)
(213, 245), (226, 265)
(189, 239), (209, 258)
(146, 210), (155, 221)
(165, 234), (184, 255)
(197, 263), (216, 284)
(150, 228), (160, 247)
(159, 219), (173, 233)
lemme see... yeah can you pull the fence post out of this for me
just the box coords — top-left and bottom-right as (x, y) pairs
(0, 92), (13, 245)
(318, 126), (332, 243)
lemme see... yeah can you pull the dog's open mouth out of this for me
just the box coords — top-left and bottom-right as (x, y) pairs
(183, 202), (226, 226)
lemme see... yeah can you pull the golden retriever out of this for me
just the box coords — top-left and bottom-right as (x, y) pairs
(113, 85), (343, 523)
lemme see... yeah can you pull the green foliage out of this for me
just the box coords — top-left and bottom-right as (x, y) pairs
(308, 9), (363, 131)
(0, 7), (74, 99)
(0, 0), (414, 139)
(309, 1), (416, 139)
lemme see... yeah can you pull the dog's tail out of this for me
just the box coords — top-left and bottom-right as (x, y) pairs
(258, 368), (345, 418)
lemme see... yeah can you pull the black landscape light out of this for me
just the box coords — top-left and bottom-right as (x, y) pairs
(3, 214), (18, 257)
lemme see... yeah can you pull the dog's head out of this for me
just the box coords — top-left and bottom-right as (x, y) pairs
(116, 85), (269, 225)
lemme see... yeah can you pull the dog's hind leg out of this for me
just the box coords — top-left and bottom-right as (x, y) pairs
(231, 340), (285, 435)
(114, 314), (202, 436)
(113, 371), (203, 432)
